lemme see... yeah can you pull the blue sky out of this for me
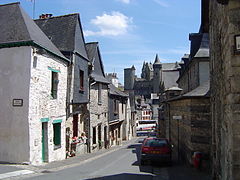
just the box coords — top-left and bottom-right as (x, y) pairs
(2, 0), (201, 83)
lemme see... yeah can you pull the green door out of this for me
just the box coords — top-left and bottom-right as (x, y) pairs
(42, 122), (48, 162)
(42, 123), (45, 162)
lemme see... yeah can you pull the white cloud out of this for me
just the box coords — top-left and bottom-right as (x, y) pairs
(84, 12), (132, 37)
(116, 0), (130, 4)
(153, 0), (169, 7)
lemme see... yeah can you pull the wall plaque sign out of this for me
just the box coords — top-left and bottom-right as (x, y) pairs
(235, 35), (240, 54)
(13, 99), (23, 107)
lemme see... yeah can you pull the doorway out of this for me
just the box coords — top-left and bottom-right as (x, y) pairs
(42, 122), (48, 162)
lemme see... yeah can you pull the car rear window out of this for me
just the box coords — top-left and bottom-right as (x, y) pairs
(145, 139), (168, 147)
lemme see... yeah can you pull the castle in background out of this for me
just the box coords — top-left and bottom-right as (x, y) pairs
(124, 54), (181, 120)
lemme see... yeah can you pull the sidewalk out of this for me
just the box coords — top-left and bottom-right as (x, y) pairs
(0, 165), (24, 174)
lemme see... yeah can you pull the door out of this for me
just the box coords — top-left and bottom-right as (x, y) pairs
(42, 122), (48, 162)
(73, 114), (78, 137)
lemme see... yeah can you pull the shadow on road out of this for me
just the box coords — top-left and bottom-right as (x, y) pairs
(85, 138), (211, 180)
(85, 173), (154, 180)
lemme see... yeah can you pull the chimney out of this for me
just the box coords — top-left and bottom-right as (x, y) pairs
(39, 14), (53, 19)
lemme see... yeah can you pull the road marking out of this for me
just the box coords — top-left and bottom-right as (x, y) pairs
(0, 170), (34, 179)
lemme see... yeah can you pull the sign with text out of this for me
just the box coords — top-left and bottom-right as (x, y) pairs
(173, 115), (182, 120)
(235, 35), (240, 53)
(12, 99), (23, 107)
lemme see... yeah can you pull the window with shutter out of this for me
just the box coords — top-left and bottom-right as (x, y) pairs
(53, 123), (61, 148)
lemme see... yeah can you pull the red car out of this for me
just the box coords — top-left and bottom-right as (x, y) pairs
(140, 138), (172, 165)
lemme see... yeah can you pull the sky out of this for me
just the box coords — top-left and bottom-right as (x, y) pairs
(1, 0), (201, 83)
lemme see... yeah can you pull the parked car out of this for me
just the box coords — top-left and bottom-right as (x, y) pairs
(140, 138), (172, 165)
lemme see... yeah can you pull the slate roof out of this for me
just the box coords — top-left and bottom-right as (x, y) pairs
(162, 63), (179, 71)
(109, 84), (128, 97)
(85, 42), (109, 84)
(162, 70), (179, 89)
(194, 33), (209, 58)
(85, 42), (97, 63)
(35, 13), (88, 59)
(183, 80), (210, 97)
(0, 2), (68, 61)
(189, 33), (209, 59)
(165, 80), (210, 103)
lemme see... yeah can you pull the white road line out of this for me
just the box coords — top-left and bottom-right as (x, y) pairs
(0, 170), (34, 179)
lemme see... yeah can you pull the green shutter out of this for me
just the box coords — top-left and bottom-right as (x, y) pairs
(53, 123), (61, 146)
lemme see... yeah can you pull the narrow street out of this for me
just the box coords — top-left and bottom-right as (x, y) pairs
(6, 138), (211, 180)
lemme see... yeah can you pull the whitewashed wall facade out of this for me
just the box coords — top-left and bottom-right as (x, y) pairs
(0, 46), (68, 165)
(29, 48), (68, 164)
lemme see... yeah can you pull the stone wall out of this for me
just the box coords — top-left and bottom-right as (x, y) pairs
(29, 49), (68, 165)
(89, 83), (109, 152)
(210, 0), (240, 179)
(168, 98), (211, 168)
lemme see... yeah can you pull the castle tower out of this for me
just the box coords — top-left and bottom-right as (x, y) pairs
(141, 61), (146, 79)
(153, 54), (162, 93)
(124, 65), (136, 90)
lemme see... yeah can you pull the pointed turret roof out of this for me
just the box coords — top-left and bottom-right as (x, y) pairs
(131, 65), (136, 70)
(154, 54), (161, 64)
(0, 2), (68, 62)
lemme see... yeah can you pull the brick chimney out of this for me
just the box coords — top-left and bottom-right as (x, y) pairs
(39, 14), (53, 19)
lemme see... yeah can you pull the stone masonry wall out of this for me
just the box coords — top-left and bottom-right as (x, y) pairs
(89, 83), (108, 152)
(169, 98), (211, 168)
(29, 50), (68, 165)
(210, 0), (240, 179)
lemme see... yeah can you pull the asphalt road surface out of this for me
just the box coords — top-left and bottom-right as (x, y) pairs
(15, 137), (210, 180)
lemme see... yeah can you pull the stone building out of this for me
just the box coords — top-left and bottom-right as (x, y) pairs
(106, 73), (133, 141)
(0, 2), (69, 164)
(124, 55), (180, 121)
(108, 84), (129, 146)
(85, 42), (110, 152)
(210, 0), (240, 179)
(35, 13), (90, 156)
(159, 0), (211, 169)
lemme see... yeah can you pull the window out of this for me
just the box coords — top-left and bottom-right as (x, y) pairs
(53, 123), (61, 148)
(73, 115), (78, 137)
(122, 102), (124, 114)
(118, 127), (121, 138)
(79, 70), (84, 91)
(114, 100), (119, 114)
(98, 83), (102, 104)
(51, 72), (58, 99)
(93, 127), (96, 144)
